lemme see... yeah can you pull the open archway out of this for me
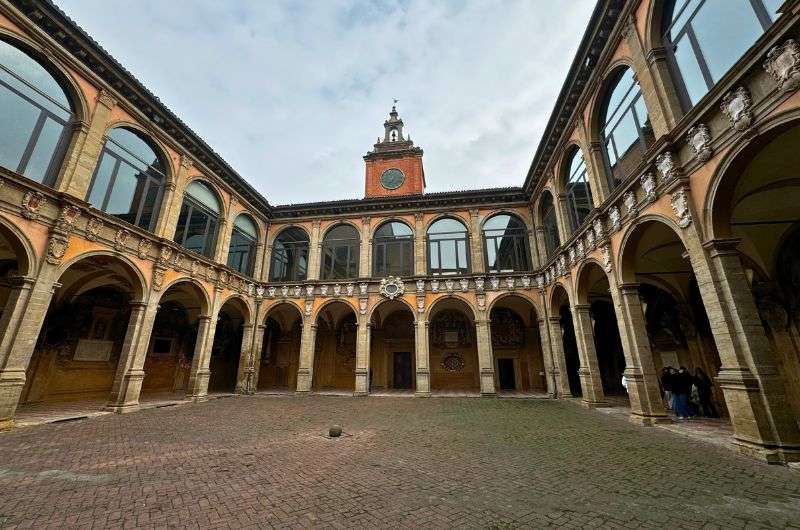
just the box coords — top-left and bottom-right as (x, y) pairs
(259, 303), (303, 391)
(489, 295), (546, 393)
(428, 297), (480, 394)
(550, 284), (581, 397)
(312, 301), (357, 392)
(208, 297), (248, 394)
(369, 299), (415, 392)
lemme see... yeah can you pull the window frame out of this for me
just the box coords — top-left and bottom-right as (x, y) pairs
(540, 192), (560, 259)
(427, 218), (471, 276)
(320, 224), (360, 280)
(0, 40), (74, 186)
(662, 0), (778, 112)
(173, 182), (221, 259)
(563, 148), (594, 232)
(85, 128), (166, 232)
(269, 227), (310, 282)
(227, 219), (258, 277)
(372, 221), (414, 278)
(482, 214), (531, 274)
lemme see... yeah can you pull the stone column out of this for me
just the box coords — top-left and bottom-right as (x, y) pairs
(186, 314), (216, 401)
(469, 209), (485, 273)
(307, 220), (322, 281)
(296, 322), (317, 393)
(107, 301), (158, 412)
(535, 227), (549, 265)
(252, 241), (266, 282)
(414, 318), (431, 396)
(537, 317), (558, 397)
(354, 317), (370, 396)
(235, 323), (255, 394)
(572, 304), (606, 407)
(615, 284), (668, 424)
(214, 215), (231, 265)
(475, 317), (496, 395)
(528, 228), (541, 270)
(0, 276), (40, 427)
(154, 155), (192, 240)
(556, 194), (572, 242)
(359, 217), (371, 278)
(703, 239), (800, 461)
(644, 47), (682, 131)
(587, 142), (612, 202)
(413, 213), (426, 276)
(60, 90), (117, 197)
(622, 19), (671, 139)
(248, 323), (266, 392)
(547, 316), (573, 397)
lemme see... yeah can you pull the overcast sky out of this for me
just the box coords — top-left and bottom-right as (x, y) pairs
(62, 0), (595, 205)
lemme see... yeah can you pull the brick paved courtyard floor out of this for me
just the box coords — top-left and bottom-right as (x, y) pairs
(1, 396), (799, 529)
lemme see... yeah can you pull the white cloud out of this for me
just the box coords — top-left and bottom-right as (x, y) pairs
(61, 0), (595, 204)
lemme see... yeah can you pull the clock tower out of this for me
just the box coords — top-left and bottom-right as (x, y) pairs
(364, 104), (425, 198)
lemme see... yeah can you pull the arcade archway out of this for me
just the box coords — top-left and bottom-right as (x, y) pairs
(259, 303), (303, 391)
(208, 297), (248, 394)
(428, 297), (480, 394)
(312, 301), (357, 392)
(489, 295), (547, 393)
(369, 299), (415, 392)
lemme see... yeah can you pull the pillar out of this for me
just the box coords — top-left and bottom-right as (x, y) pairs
(547, 316), (572, 397)
(535, 227), (549, 265)
(154, 156), (192, 240)
(468, 209), (485, 273)
(235, 323), (255, 394)
(587, 142), (613, 202)
(702, 239), (800, 462)
(60, 90), (116, 197)
(186, 314), (216, 401)
(248, 323), (266, 392)
(414, 318), (431, 396)
(359, 217), (371, 278)
(572, 304), (606, 407)
(615, 284), (669, 424)
(537, 317), (558, 397)
(306, 220), (322, 281)
(0, 276), (41, 427)
(556, 194), (572, 242)
(354, 318), (370, 396)
(414, 213), (426, 276)
(296, 322), (317, 393)
(475, 317), (496, 395)
(107, 301), (158, 412)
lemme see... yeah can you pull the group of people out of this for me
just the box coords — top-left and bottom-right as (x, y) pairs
(660, 366), (719, 420)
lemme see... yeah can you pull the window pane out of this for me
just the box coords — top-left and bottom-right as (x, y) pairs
(173, 202), (189, 245)
(137, 181), (160, 231)
(186, 181), (220, 214)
(692, 1), (763, 82)
(485, 238), (498, 271)
(0, 85), (39, 174)
(457, 241), (467, 270)
(22, 115), (63, 182)
(106, 161), (141, 223)
(763, 0), (783, 20)
(441, 240), (456, 271)
(610, 110), (639, 159)
(333, 245), (349, 278)
(184, 208), (210, 255)
(296, 247), (308, 280)
(0, 39), (71, 111)
(673, 33), (708, 105)
(87, 153), (117, 208)
(429, 242), (439, 270)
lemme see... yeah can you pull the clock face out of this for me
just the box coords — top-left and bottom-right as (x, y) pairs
(380, 168), (405, 190)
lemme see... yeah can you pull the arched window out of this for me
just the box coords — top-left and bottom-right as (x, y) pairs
(664, 0), (782, 108)
(227, 214), (258, 276)
(0, 39), (74, 185)
(373, 221), (413, 277)
(600, 67), (651, 189)
(321, 224), (359, 280)
(269, 227), (309, 282)
(483, 214), (530, 273)
(540, 192), (560, 259)
(86, 127), (166, 231)
(564, 148), (593, 231)
(174, 181), (221, 258)
(427, 217), (470, 275)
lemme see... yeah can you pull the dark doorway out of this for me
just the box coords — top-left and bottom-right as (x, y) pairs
(392, 351), (413, 389)
(497, 358), (516, 390)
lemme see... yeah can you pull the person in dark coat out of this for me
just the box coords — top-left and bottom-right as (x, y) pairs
(694, 367), (719, 418)
(672, 366), (694, 419)
(660, 367), (675, 410)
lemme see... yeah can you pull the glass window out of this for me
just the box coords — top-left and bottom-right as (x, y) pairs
(173, 180), (221, 258)
(227, 215), (258, 276)
(85, 127), (166, 231)
(483, 214), (530, 273)
(0, 39), (73, 185)
(321, 224), (359, 280)
(270, 227), (309, 282)
(564, 149), (594, 231)
(540, 192), (560, 259)
(665, 0), (779, 108)
(600, 67), (651, 189)
(427, 218), (470, 275)
(373, 221), (413, 277)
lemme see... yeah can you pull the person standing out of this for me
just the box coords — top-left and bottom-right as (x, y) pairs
(660, 367), (675, 411)
(694, 367), (719, 418)
(672, 366), (694, 420)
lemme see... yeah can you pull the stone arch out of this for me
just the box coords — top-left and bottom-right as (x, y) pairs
(101, 120), (176, 181)
(479, 210), (531, 232)
(218, 293), (253, 324)
(367, 296), (417, 324)
(0, 214), (37, 277)
(555, 142), (584, 192)
(262, 300), (305, 328)
(548, 281), (573, 315)
(617, 213), (688, 285)
(321, 220), (361, 241)
(487, 291), (542, 319)
(575, 257), (609, 305)
(370, 217), (415, 240)
(534, 187), (556, 226)
(587, 59), (638, 144)
(208, 293), (250, 394)
(268, 224), (310, 247)
(0, 28), (89, 123)
(56, 250), (148, 303)
(424, 212), (470, 235)
(181, 175), (228, 221)
(369, 297), (417, 392)
(156, 277), (212, 316)
(312, 297), (360, 325)
(427, 294), (481, 393)
(427, 294), (477, 322)
(312, 299), (358, 392)
(258, 301), (304, 392)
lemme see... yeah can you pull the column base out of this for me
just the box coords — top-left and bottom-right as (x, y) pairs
(414, 391), (431, 398)
(188, 395), (209, 403)
(105, 403), (141, 414)
(629, 412), (672, 426)
(0, 418), (15, 431)
(294, 390), (311, 396)
(480, 391), (497, 397)
(732, 438), (800, 465)
(353, 391), (369, 397)
(581, 399), (609, 409)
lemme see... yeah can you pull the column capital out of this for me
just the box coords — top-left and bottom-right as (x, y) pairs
(702, 237), (741, 256)
(618, 283), (641, 294)
(548, 316), (561, 324)
(128, 301), (148, 309)
(573, 303), (591, 312)
(198, 315), (213, 322)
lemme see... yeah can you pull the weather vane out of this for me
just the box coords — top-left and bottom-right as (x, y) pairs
(393, 98), (399, 105)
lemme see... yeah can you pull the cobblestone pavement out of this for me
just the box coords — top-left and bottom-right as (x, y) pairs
(1, 396), (799, 529)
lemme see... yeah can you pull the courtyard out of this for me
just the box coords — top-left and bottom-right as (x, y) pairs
(0, 397), (799, 529)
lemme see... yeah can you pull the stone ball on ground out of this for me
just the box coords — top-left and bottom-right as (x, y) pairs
(329, 425), (342, 437)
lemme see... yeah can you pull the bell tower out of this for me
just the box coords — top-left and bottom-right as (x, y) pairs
(364, 104), (425, 198)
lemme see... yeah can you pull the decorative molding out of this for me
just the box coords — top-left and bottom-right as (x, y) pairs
(670, 189), (692, 228)
(490, 276), (500, 290)
(346, 283), (355, 296)
(764, 39), (800, 93)
(601, 245), (612, 273)
(416, 295), (425, 313)
(333, 284), (342, 296)
(474, 277), (484, 292)
(137, 239), (151, 260)
(459, 278), (469, 292)
(113, 229), (130, 251)
(54, 205), (81, 232)
(85, 217), (103, 241)
(359, 298), (367, 315)
(655, 151), (679, 182)
(305, 299), (313, 316)
(686, 124), (713, 163)
(608, 206), (621, 233)
(416, 279), (425, 293)
(152, 267), (165, 291)
(593, 217), (605, 240)
(21, 191), (44, 220)
(46, 236), (68, 265)
(720, 87), (753, 131)
(359, 282), (369, 295)
(623, 191), (637, 217)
